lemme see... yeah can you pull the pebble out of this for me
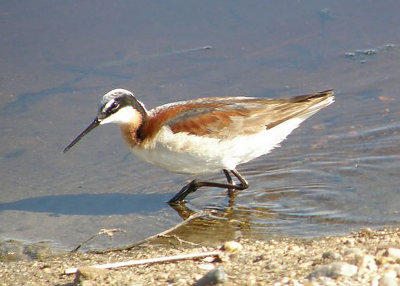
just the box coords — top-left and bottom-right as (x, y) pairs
(289, 245), (301, 252)
(379, 271), (398, 286)
(322, 251), (342, 260)
(359, 255), (377, 272)
(198, 263), (215, 271)
(343, 247), (364, 264)
(77, 266), (108, 279)
(0, 241), (25, 261)
(360, 227), (374, 236)
(246, 273), (257, 286)
(343, 247), (364, 257)
(195, 267), (228, 286)
(390, 264), (400, 277)
(0, 240), (63, 262)
(385, 44), (396, 49)
(129, 282), (144, 286)
(345, 52), (356, 58)
(307, 262), (358, 279)
(80, 280), (95, 286)
(74, 266), (108, 284)
(175, 278), (188, 286)
(363, 49), (377, 55)
(203, 256), (216, 263)
(223, 241), (243, 253)
(385, 248), (400, 259)
(344, 238), (356, 246)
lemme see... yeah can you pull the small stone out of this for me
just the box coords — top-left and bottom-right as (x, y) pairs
(218, 252), (231, 263)
(379, 271), (398, 286)
(344, 247), (363, 256)
(319, 8), (331, 16)
(385, 248), (400, 259)
(289, 245), (301, 252)
(344, 238), (356, 246)
(363, 49), (377, 55)
(0, 240), (26, 261)
(322, 251), (342, 260)
(358, 237), (366, 243)
(175, 278), (188, 286)
(80, 280), (95, 286)
(359, 255), (377, 273)
(253, 255), (264, 263)
(292, 280), (302, 286)
(384, 44), (396, 50)
(246, 273), (257, 286)
(377, 248), (388, 258)
(307, 262), (358, 279)
(23, 241), (63, 260)
(390, 264), (400, 277)
(74, 266), (108, 284)
(167, 273), (181, 283)
(194, 274), (203, 281)
(345, 52), (356, 58)
(129, 282), (144, 286)
(360, 227), (374, 236)
(156, 272), (169, 280)
(343, 247), (364, 263)
(223, 241), (243, 253)
(195, 267), (228, 286)
(281, 277), (290, 283)
(203, 256), (216, 263)
(199, 263), (215, 271)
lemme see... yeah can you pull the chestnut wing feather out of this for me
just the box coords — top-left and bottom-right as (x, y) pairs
(167, 99), (267, 138)
(142, 90), (333, 140)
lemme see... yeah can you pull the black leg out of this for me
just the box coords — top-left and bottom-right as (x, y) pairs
(230, 169), (248, 189)
(223, 169), (234, 185)
(168, 169), (248, 204)
(223, 169), (235, 196)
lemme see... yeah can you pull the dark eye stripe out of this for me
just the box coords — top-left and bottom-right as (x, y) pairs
(101, 101), (120, 116)
(111, 102), (120, 110)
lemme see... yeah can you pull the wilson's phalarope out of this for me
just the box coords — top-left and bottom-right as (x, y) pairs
(64, 89), (334, 203)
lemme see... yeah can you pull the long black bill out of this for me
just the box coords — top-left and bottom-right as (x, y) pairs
(63, 118), (100, 153)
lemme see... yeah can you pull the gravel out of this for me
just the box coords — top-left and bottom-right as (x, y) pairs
(2, 227), (400, 285)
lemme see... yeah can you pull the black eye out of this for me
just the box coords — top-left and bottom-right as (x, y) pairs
(110, 101), (120, 111)
(103, 101), (120, 116)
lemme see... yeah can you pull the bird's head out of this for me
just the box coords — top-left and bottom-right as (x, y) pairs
(63, 89), (146, 152)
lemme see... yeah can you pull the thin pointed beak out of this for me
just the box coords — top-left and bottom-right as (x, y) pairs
(63, 118), (100, 153)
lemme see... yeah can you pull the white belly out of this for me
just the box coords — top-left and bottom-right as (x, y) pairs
(129, 118), (303, 174)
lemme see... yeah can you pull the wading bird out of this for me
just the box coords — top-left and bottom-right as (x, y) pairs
(64, 89), (334, 203)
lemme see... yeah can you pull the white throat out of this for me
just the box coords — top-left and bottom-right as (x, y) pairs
(100, 106), (139, 125)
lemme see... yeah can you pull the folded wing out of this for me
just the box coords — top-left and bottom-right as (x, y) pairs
(142, 90), (334, 140)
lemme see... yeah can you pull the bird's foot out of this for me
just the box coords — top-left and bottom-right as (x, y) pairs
(168, 179), (200, 204)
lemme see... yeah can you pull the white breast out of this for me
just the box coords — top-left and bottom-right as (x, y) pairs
(128, 117), (304, 174)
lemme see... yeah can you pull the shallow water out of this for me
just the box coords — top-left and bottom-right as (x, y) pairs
(1, 0), (400, 250)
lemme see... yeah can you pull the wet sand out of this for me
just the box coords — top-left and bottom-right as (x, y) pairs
(2, 227), (400, 285)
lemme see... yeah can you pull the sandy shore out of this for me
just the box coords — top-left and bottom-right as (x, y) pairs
(2, 226), (400, 285)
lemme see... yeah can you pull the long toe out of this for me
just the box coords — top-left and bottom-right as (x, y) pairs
(168, 180), (199, 204)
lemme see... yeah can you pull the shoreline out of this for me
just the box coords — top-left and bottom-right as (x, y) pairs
(2, 227), (400, 285)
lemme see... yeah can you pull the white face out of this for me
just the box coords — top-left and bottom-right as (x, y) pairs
(100, 105), (138, 125)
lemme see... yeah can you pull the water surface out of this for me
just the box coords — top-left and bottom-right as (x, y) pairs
(1, 0), (400, 250)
